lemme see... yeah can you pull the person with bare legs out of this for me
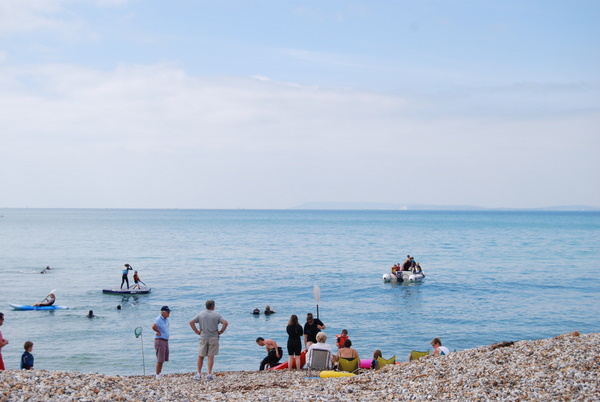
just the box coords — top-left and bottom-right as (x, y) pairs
(189, 300), (228, 381)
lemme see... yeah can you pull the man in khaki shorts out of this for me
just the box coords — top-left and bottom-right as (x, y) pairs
(189, 300), (228, 380)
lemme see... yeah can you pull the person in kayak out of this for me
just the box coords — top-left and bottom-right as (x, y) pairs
(33, 293), (55, 307)
(121, 264), (133, 289)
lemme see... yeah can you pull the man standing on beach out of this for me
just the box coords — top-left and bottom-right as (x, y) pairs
(151, 306), (171, 379)
(189, 300), (228, 381)
(0, 312), (8, 371)
(303, 312), (326, 349)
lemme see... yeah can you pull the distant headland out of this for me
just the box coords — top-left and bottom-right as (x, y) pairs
(290, 202), (600, 211)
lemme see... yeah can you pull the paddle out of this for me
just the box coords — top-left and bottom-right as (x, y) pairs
(313, 285), (321, 319)
(41, 289), (56, 304)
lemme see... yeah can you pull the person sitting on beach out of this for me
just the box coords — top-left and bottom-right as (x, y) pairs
(33, 293), (55, 307)
(256, 337), (283, 370)
(264, 306), (276, 315)
(335, 329), (349, 349)
(431, 338), (450, 356)
(332, 339), (359, 368)
(371, 349), (382, 369)
(21, 341), (34, 370)
(307, 332), (333, 369)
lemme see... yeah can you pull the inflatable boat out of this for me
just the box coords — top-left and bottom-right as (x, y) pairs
(383, 269), (425, 283)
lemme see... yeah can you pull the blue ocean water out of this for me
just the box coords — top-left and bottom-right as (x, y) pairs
(0, 209), (598, 375)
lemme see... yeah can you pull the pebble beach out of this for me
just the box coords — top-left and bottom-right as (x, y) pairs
(1, 331), (598, 401)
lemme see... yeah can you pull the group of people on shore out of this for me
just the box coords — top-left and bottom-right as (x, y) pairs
(255, 312), (450, 372)
(151, 300), (229, 380)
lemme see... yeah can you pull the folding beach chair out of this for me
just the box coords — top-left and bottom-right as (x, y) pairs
(376, 355), (396, 370)
(337, 357), (360, 374)
(409, 350), (430, 361)
(307, 348), (332, 376)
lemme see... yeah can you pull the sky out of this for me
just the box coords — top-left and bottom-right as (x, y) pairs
(0, 0), (598, 209)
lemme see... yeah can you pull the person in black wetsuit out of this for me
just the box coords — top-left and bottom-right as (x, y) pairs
(121, 264), (133, 289)
(286, 314), (304, 370)
(256, 337), (282, 370)
(402, 255), (412, 271)
(303, 312), (326, 349)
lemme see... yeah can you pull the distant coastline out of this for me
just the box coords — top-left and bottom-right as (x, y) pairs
(290, 202), (600, 211)
(1, 204), (599, 211)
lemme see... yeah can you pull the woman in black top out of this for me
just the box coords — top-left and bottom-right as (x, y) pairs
(286, 314), (304, 370)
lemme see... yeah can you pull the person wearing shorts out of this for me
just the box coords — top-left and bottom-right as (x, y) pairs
(151, 306), (171, 379)
(189, 300), (228, 380)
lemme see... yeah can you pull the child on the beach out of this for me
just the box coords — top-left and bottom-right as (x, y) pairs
(371, 349), (382, 369)
(21, 341), (34, 370)
(335, 329), (349, 349)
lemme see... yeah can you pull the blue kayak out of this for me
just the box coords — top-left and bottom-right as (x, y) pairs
(9, 303), (70, 311)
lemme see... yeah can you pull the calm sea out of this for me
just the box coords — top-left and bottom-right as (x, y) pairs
(0, 209), (598, 375)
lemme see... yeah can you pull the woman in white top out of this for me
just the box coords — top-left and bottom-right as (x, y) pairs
(307, 332), (332, 369)
(431, 337), (450, 356)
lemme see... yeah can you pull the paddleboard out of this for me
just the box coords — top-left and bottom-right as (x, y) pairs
(9, 303), (69, 311)
(269, 349), (307, 370)
(102, 287), (151, 294)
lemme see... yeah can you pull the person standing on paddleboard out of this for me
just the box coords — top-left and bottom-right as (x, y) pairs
(121, 264), (133, 289)
(133, 271), (141, 289)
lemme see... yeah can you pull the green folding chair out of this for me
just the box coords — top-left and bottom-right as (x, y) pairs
(376, 355), (396, 369)
(337, 357), (360, 374)
(409, 350), (430, 361)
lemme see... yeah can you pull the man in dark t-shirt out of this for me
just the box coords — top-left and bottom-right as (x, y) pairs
(303, 312), (326, 349)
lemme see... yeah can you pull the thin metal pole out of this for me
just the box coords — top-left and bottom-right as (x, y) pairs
(141, 333), (146, 375)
